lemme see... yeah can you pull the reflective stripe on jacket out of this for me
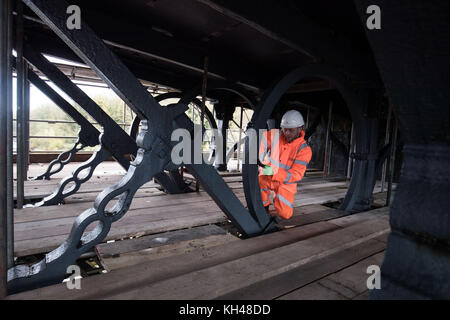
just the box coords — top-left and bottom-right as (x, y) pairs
(258, 128), (312, 185)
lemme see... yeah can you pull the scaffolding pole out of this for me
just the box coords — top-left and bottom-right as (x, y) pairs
(381, 103), (392, 192)
(386, 118), (398, 206)
(237, 107), (243, 171)
(305, 105), (310, 129)
(327, 118), (333, 176)
(6, 0), (14, 271)
(0, 0), (13, 298)
(323, 101), (333, 178)
(196, 55), (208, 192)
(16, 0), (25, 208)
(24, 65), (30, 175)
(346, 122), (354, 179)
(122, 101), (127, 130)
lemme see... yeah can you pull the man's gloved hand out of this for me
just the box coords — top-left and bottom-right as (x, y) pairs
(262, 165), (273, 175)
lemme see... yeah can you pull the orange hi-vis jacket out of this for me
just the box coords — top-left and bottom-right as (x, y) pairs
(258, 128), (312, 219)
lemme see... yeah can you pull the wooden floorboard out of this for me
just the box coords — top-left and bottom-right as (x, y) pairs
(14, 191), (219, 223)
(99, 232), (239, 272)
(96, 224), (228, 258)
(17, 170), (345, 203)
(15, 175), (160, 200)
(60, 178), (349, 205)
(102, 218), (389, 299)
(14, 211), (229, 257)
(8, 204), (390, 300)
(8, 219), (344, 299)
(14, 197), (231, 237)
(17, 169), (244, 201)
(219, 238), (386, 299)
(278, 251), (385, 300)
(12, 178), (393, 257)
(99, 206), (390, 274)
(7, 163), (397, 300)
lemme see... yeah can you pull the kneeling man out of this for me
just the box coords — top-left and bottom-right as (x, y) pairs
(259, 110), (312, 219)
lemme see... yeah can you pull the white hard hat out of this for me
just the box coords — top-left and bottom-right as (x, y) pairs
(280, 110), (305, 128)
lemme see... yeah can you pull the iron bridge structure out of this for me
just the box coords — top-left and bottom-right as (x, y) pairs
(0, 0), (449, 299)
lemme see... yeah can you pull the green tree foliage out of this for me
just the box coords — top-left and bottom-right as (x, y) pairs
(28, 87), (254, 156)
(29, 91), (133, 152)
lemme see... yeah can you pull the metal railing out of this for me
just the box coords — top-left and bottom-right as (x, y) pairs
(12, 113), (134, 153)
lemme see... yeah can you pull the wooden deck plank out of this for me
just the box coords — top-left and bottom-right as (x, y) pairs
(14, 211), (228, 257)
(96, 224), (228, 258)
(13, 181), (389, 257)
(14, 206), (227, 242)
(61, 178), (348, 205)
(17, 169), (243, 201)
(18, 170), (242, 200)
(63, 187), (166, 204)
(278, 251), (385, 300)
(14, 185), (338, 227)
(14, 191), (227, 223)
(325, 252), (385, 297)
(12, 186), (366, 251)
(279, 282), (349, 300)
(99, 204), (348, 273)
(14, 197), (232, 238)
(15, 175), (160, 200)
(7, 164), (394, 300)
(326, 207), (389, 228)
(99, 233), (239, 272)
(98, 206), (388, 273)
(219, 238), (386, 299)
(8, 219), (342, 299)
(102, 218), (389, 299)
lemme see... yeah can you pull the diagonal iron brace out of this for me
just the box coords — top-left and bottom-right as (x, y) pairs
(27, 68), (99, 180)
(23, 44), (136, 167)
(24, 44), (185, 204)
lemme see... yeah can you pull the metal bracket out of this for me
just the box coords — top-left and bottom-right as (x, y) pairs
(32, 137), (86, 181)
(31, 143), (112, 207)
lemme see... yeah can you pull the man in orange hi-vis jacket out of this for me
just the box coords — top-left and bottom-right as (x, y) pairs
(259, 110), (312, 220)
